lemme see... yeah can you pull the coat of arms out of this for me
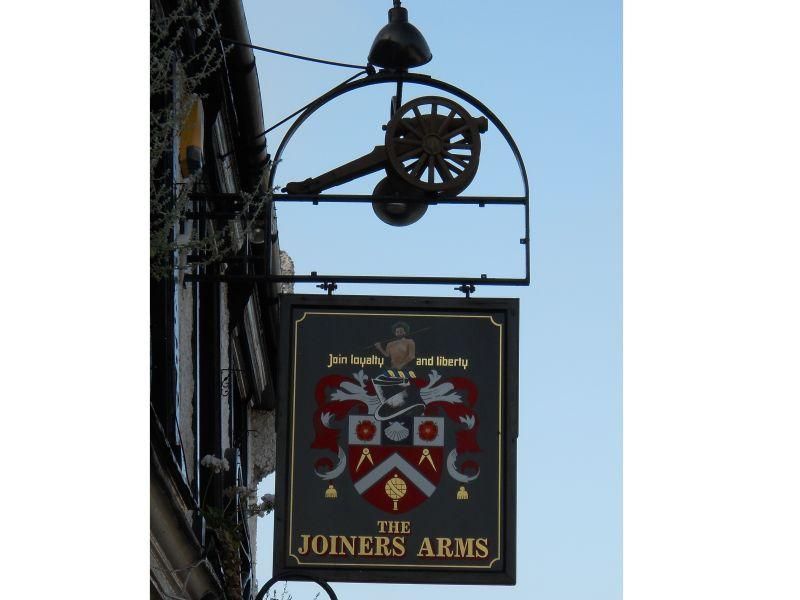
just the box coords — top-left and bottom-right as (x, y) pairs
(310, 323), (480, 513)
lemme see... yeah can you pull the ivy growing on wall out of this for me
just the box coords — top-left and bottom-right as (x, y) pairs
(150, 0), (269, 281)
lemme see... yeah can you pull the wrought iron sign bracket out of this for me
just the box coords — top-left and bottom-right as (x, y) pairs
(259, 70), (531, 290)
(316, 281), (338, 295)
(455, 283), (477, 298)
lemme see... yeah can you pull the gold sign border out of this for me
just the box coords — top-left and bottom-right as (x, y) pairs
(287, 311), (504, 570)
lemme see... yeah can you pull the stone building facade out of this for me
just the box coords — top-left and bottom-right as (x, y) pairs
(150, 1), (285, 598)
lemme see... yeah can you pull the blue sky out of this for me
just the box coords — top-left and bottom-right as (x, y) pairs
(242, 1), (621, 598)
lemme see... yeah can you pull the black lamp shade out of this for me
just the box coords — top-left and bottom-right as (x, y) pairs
(368, 5), (432, 70)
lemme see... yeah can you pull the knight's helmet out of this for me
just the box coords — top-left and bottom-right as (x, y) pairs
(372, 370), (423, 421)
(372, 371), (411, 404)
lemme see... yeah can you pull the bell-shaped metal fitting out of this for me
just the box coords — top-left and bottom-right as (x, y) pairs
(368, 2), (432, 70)
(371, 177), (428, 226)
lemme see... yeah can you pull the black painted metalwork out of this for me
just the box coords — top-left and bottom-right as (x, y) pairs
(283, 95), (486, 197)
(222, 37), (367, 71)
(255, 572), (338, 600)
(368, 1), (432, 70)
(272, 193), (526, 205)
(455, 283), (476, 298)
(264, 70), (531, 288)
(317, 281), (338, 295)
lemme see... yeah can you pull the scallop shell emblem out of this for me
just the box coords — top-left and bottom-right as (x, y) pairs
(384, 421), (410, 441)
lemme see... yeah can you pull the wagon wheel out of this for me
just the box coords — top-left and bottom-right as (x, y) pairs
(384, 96), (486, 195)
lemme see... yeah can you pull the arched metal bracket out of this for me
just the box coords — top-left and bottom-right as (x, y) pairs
(255, 572), (338, 600)
(264, 70), (531, 288)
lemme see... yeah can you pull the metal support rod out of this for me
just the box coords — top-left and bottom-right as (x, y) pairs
(271, 193), (527, 205)
(186, 255), (262, 263)
(189, 192), (267, 203)
(391, 79), (403, 117)
(185, 273), (526, 286)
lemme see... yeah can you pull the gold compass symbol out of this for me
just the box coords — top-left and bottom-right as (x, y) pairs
(418, 448), (437, 471)
(356, 447), (374, 471)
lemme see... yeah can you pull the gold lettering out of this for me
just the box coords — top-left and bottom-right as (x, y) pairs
(326, 353), (352, 368)
(456, 538), (475, 558)
(374, 536), (390, 557)
(433, 355), (470, 370)
(358, 535), (374, 556)
(378, 520), (411, 534)
(348, 354), (385, 368)
(297, 534), (311, 555)
(328, 535), (341, 556)
(475, 537), (489, 559)
(298, 532), (428, 558)
(310, 535), (328, 555)
(417, 537), (435, 558)
(392, 536), (406, 557)
(340, 536), (356, 556)
(436, 537), (454, 558)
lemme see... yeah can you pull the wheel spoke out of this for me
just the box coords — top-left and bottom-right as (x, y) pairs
(438, 109), (456, 135)
(400, 118), (424, 140)
(444, 142), (473, 150)
(412, 106), (429, 134)
(427, 155), (435, 184)
(397, 146), (424, 162)
(394, 135), (421, 145)
(443, 123), (471, 139)
(435, 155), (453, 181)
(444, 152), (470, 168)
(444, 158), (464, 174)
(410, 153), (428, 177)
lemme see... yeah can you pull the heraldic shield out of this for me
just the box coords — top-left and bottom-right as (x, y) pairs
(311, 368), (481, 515)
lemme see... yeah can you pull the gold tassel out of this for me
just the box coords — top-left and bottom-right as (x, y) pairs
(325, 484), (338, 499)
(457, 485), (469, 501)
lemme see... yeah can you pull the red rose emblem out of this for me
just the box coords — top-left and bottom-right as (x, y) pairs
(356, 420), (376, 441)
(418, 420), (439, 441)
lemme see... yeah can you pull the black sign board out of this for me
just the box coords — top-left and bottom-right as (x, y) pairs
(274, 295), (518, 585)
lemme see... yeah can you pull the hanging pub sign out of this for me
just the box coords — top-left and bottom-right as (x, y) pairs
(274, 295), (518, 585)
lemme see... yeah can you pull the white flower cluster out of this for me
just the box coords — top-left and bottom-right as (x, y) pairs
(200, 454), (230, 474)
(223, 484), (258, 499)
(250, 493), (275, 518)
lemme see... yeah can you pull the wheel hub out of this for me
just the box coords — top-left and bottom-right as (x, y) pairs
(422, 134), (443, 155)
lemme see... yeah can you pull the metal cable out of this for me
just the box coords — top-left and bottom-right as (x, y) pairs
(253, 69), (370, 139)
(221, 37), (368, 70)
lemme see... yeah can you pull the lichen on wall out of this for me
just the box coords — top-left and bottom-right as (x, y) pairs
(249, 408), (276, 485)
(247, 250), (292, 485)
(279, 250), (294, 294)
